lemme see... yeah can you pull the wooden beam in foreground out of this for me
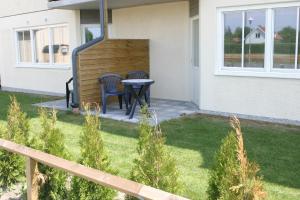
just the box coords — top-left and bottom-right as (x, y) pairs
(0, 139), (189, 200)
(26, 158), (39, 200)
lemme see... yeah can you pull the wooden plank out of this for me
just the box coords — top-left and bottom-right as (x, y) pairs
(26, 157), (39, 200)
(79, 51), (148, 60)
(79, 39), (149, 54)
(77, 39), (150, 106)
(0, 139), (189, 200)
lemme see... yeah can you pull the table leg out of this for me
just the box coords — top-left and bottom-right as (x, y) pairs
(129, 96), (139, 119)
(126, 86), (134, 115)
(128, 86), (144, 119)
(126, 85), (151, 119)
(130, 85), (151, 119)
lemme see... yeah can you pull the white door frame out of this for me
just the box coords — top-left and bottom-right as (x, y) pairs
(190, 15), (200, 106)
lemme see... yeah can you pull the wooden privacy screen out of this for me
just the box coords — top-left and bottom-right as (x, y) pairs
(77, 39), (149, 106)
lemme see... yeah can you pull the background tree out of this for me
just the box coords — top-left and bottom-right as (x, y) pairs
(279, 26), (296, 43)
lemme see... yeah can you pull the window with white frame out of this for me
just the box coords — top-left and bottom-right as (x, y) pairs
(218, 4), (300, 77)
(273, 7), (299, 69)
(17, 31), (32, 63)
(15, 25), (70, 67)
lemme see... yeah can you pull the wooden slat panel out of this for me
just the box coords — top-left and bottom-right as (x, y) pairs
(0, 139), (189, 200)
(80, 55), (147, 66)
(80, 40), (148, 54)
(77, 39), (150, 106)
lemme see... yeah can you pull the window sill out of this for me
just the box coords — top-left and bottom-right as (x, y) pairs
(15, 64), (71, 70)
(215, 68), (300, 79)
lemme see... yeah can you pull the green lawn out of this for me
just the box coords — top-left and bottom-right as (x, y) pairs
(0, 91), (300, 200)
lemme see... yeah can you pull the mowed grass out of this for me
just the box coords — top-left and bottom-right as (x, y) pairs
(0, 91), (300, 200)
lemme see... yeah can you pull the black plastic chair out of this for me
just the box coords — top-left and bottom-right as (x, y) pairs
(66, 77), (73, 108)
(99, 74), (127, 114)
(125, 71), (150, 106)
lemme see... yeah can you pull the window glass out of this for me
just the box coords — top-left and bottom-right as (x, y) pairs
(224, 11), (243, 67)
(53, 26), (70, 64)
(84, 26), (101, 43)
(298, 11), (300, 69)
(244, 10), (265, 68)
(192, 18), (199, 67)
(273, 7), (297, 69)
(34, 28), (50, 63)
(17, 31), (32, 63)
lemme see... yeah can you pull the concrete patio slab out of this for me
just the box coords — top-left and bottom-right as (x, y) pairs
(34, 99), (199, 124)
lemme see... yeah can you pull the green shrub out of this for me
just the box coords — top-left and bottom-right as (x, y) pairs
(70, 104), (117, 200)
(6, 96), (30, 145)
(0, 96), (30, 188)
(207, 117), (266, 200)
(37, 108), (69, 200)
(126, 108), (180, 200)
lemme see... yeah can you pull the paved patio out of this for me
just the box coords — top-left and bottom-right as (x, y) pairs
(34, 99), (199, 124)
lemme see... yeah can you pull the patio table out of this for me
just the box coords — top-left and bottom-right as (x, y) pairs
(122, 79), (154, 119)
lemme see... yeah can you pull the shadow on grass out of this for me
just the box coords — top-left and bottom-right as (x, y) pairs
(161, 115), (300, 189)
(0, 91), (60, 120)
(58, 110), (300, 190)
(1, 91), (300, 190)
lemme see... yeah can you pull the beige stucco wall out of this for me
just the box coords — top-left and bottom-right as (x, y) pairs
(0, 9), (81, 94)
(199, 0), (300, 121)
(111, 1), (190, 101)
(0, 0), (48, 17)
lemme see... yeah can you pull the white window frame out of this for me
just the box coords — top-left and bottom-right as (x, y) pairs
(15, 30), (33, 65)
(14, 24), (70, 69)
(216, 2), (300, 79)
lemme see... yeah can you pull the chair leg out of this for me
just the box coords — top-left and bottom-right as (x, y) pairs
(102, 96), (107, 114)
(66, 91), (70, 108)
(118, 95), (123, 110)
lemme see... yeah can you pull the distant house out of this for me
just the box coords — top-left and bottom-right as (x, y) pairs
(245, 26), (283, 44)
(245, 26), (265, 44)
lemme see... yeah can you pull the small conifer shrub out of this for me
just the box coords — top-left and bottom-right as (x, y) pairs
(70, 104), (117, 200)
(126, 108), (180, 200)
(37, 108), (69, 200)
(207, 116), (266, 200)
(0, 96), (30, 188)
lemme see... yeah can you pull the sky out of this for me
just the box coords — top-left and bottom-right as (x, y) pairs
(224, 7), (298, 33)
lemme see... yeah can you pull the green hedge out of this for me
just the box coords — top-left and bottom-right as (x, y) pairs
(224, 44), (265, 54)
(224, 43), (298, 54)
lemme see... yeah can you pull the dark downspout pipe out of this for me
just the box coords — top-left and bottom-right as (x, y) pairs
(71, 0), (106, 108)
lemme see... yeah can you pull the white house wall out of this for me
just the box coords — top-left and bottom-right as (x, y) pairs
(110, 1), (190, 101)
(0, 9), (81, 94)
(199, 0), (300, 121)
(0, 0), (48, 17)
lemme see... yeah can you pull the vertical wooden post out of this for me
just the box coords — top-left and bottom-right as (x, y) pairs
(26, 157), (39, 200)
